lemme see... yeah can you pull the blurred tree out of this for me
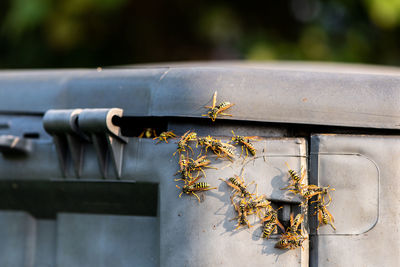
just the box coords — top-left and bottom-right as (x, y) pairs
(0, 0), (400, 68)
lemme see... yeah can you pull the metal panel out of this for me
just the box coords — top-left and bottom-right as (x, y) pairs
(310, 134), (400, 267)
(56, 214), (159, 267)
(160, 138), (308, 267)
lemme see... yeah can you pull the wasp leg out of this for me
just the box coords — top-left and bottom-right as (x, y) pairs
(192, 192), (201, 203)
(199, 168), (206, 178)
(239, 145), (244, 158)
(242, 147), (249, 164)
(187, 145), (194, 155)
(324, 192), (333, 207)
(246, 220), (253, 228)
(219, 112), (233, 117)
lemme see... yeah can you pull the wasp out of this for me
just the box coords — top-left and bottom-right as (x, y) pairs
(176, 175), (217, 203)
(245, 194), (272, 219)
(176, 154), (216, 180)
(214, 142), (236, 161)
(281, 162), (307, 195)
(153, 131), (177, 144)
(275, 233), (307, 250)
(173, 130), (197, 156)
(231, 197), (252, 229)
(197, 136), (236, 160)
(175, 154), (196, 181)
(230, 130), (260, 158)
(286, 162), (306, 185)
(196, 136), (214, 153)
(139, 128), (157, 138)
(302, 185), (335, 206)
(220, 175), (254, 198)
(286, 213), (304, 235)
(312, 200), (336, 230)
(202, 91), (235, 121)
(261, 207), (284, 239)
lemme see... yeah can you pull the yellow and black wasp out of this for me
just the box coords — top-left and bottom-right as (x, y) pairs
(302, 184), (335, 206)
(202, 91), (235, 122)
(231, 197), (252, 229)
(197, 135), (236, 161)
(245, 194), (272, 219)
(286, 213), (304, 235)
(230, 130), (260, 159)
(281, 162), (307, 196)
(275, 233), (307, 250)
(173, 130), (197, 156)
(312, 200), (336, 230)
(153, 131), (177, 144)
(220, 175), (254, 198)
(261, 207), (284, 239)
(139, 128), (157, 138)
(176, 154), (216, 181)
(176, 175), (217, 203)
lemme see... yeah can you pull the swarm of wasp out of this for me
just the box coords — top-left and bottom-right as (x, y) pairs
(153, 131), (177, 144)
(176, 175), (217, 203)
(202, 91), (235, 122)
(173, 130), (197, 156)
(230, 130), (260, 159)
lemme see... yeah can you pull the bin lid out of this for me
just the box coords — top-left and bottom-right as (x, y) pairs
(0, 62), (400, 129)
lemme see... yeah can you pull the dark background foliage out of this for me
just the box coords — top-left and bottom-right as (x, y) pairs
(1, 0), (400, 68)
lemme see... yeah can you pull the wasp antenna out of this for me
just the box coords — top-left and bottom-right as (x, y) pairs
(285, 162), (291, 170)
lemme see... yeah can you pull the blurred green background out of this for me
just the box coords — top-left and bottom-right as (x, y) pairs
(1, 0), (400, 68)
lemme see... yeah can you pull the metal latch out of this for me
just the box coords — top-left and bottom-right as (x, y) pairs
(43, 108), (127, 179)
(0, 135), (33, 155)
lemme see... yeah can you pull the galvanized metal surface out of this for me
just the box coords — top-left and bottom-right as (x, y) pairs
(310, 134), (400, 267)
(1, 64), (400, 129)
